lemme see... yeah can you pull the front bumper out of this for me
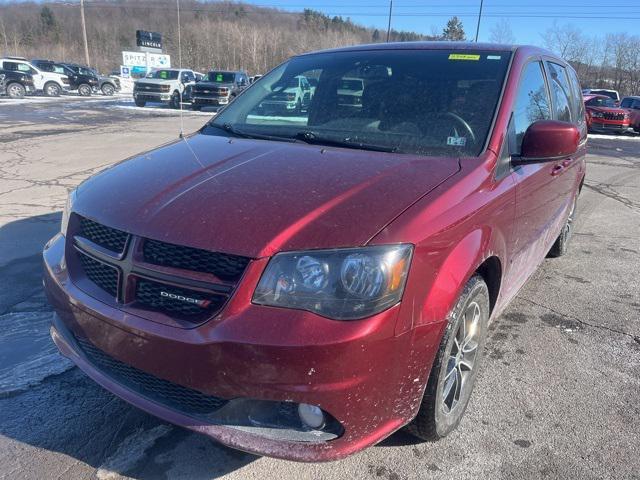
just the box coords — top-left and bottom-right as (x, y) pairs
(192, 95), (229, 106)
(134, 92), (171, 102)
(260, 100), (298, 112)
(43, 233), (440, 461)
(589, 120), (632, 132)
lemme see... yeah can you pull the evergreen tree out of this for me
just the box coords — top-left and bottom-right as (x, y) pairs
(442, 16), (465, 41)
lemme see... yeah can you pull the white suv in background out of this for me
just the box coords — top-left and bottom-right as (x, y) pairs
(0, 57), (68, 96)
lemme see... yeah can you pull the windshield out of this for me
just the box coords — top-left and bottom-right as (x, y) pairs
(206, 71), (235, 83)
(587, 96), (617, 108)
(206, 49), (511, 157)
(147, 70), (179, 80)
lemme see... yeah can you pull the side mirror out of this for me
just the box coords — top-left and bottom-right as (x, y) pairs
(513, 120), (579, 164)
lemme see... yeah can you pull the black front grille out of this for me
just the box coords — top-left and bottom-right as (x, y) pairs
(603, 112), (625, 120)
(75, 335), (228, 416)
(135, 83), (169, 93)
(79, 217), (128, 253)
(135, 279), (226, 317)
(143, 239), (250, 282)
(78, 252), (119, 297)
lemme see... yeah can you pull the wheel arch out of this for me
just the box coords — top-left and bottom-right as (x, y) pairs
(402, 226), (506, 333)
(474, 255), (502, 315)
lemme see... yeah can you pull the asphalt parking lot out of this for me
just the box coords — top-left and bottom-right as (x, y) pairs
(0, 96), (639, 480)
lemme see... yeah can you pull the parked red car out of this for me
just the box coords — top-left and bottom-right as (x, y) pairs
(584, 94), (632, 133)
(44, 43), (586, 462)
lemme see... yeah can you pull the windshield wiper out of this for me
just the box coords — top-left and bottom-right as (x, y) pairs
(294, 130), (399, 153)
(208, 123), (296, 143)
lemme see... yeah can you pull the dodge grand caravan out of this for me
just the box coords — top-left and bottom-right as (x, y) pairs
(44, 43), (586, 462)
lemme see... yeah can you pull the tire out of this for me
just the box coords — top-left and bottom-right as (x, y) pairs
(101, 83), (115, 96)
(548, 194), (577, 258)
(170, 91), (181, 109)
(44, 81), (61, 97)
(134, 97), (146, 107)
(6, 82), (25, 99)
(406, 275), (490, 441)
(78, 83), (92, 96)
(191, 104), (201, 111)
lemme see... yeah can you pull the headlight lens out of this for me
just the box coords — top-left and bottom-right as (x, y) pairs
(60, 189), (76, 236)
(252, 245), (413, 320)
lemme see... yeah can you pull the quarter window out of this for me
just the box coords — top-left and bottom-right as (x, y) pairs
(511, 61), (551, 155)
(547, 62), (572, 122)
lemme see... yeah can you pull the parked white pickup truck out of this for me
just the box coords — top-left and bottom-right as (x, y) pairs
(0, 57), (68, 96)
(133, 68), (197, 108)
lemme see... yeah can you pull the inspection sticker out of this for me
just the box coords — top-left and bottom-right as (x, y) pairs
(447, 136), (467, 147)
(448, 54), (480, 61)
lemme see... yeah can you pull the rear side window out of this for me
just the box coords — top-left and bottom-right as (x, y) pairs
(511, 61), (551, 155)
(547, 62), (572, 122)
(565, 67), (586, 137)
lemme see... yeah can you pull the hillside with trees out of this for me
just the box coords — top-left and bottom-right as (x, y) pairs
(0, 0), (436, 74)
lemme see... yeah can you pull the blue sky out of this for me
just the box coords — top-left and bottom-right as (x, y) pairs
(238, 0), (640, 44)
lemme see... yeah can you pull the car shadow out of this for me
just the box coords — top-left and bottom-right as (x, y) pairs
(0, 213), (257, 478)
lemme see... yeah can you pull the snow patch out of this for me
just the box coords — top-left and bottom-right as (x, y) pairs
(0, 311), (73, 396)
(96, 425), (172, 479)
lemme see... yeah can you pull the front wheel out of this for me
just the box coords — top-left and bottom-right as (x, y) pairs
(548, 195), (577, 257)
(170, 91), (181, 109)
(44, 82), (61, 97)
(6, 82), (26, 98)
(406, 275), (490, 440)
(78, 83), (92, 96)
(101, 83), (115, 96)
(134, 97), (146, 107)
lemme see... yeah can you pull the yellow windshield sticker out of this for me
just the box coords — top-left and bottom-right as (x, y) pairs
(449, 54), (481, 61)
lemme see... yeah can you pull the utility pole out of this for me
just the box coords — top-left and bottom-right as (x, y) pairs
(80, 0), (90, 66)
(474, 0), (484, 42)
(386, 0), (393, 42)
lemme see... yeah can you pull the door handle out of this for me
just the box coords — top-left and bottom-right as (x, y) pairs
(551, 164), (564, 176)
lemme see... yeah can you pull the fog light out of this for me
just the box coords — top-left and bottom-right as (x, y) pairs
(298, 403), (325, 429)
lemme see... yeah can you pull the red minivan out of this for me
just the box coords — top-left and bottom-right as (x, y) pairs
(44, 43), (586, 462)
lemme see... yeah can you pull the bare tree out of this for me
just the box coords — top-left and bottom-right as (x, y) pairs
(488, 19), (515, 44)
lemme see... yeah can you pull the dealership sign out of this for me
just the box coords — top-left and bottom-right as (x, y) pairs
(136, 30), (162, 51)
(122, 51), (170, 69)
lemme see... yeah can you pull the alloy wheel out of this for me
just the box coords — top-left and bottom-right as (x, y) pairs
(7, 83), (25, 98)
(441, 301), (481, 414)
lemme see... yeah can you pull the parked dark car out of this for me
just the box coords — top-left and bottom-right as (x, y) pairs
(584, 94), (632, 133)
(45, 43), (586, 462)
(62, 63), (120, 96)
(32, 59), (98, 96)
(620, 96), (640, 133)
(190, 70), (249, 110)
(0, 68), (35, 98)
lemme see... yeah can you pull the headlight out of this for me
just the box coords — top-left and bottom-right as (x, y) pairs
(252, 245), (413, 320)
(591, 111), (604, 118)
(60, 189), (76, 236)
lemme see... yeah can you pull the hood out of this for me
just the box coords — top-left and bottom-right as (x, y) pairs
(587, 106), (627, 114)
(194, 81), (234, 89)
(74, 134), (460, 258)
(136, 78), (175, 85)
